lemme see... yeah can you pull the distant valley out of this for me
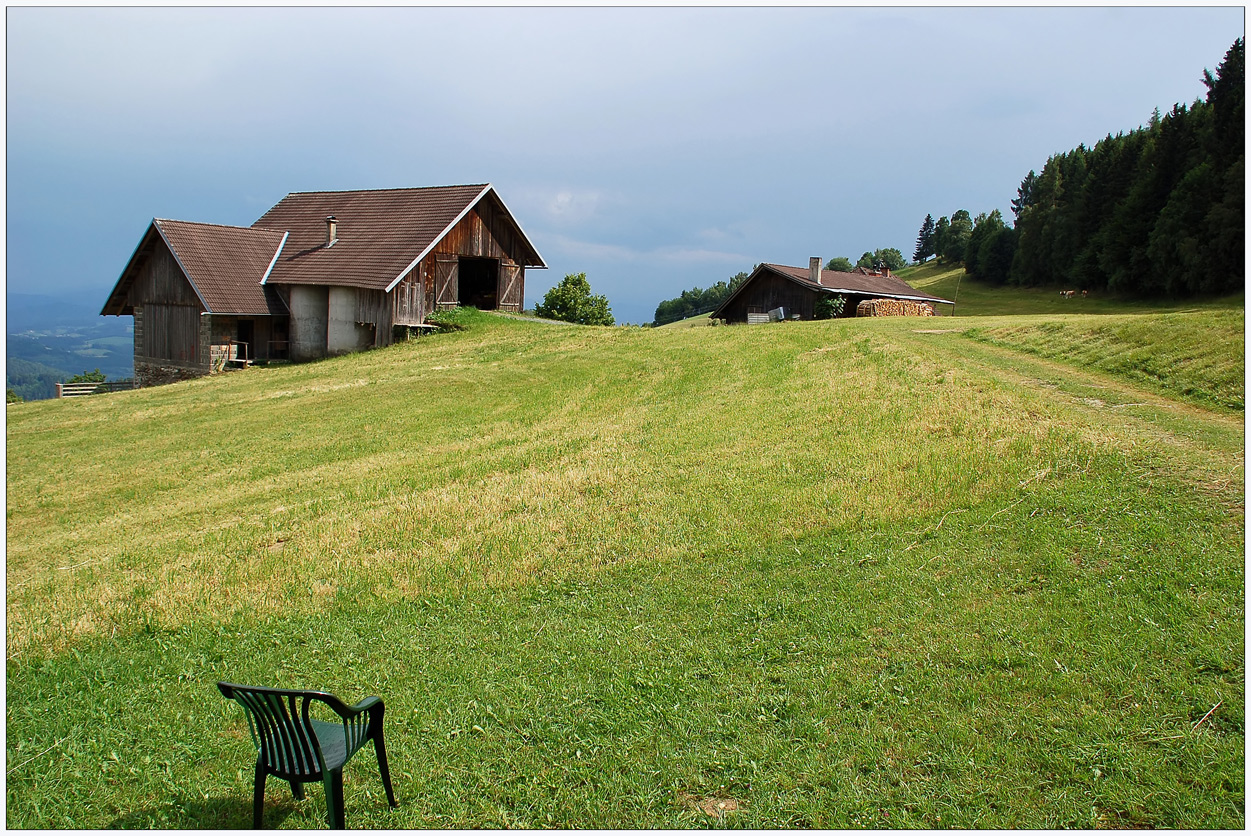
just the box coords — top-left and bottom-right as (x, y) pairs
(7, 293), (134, 400)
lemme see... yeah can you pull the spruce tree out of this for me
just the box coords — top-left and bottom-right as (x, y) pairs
(913, 214), (936, 263)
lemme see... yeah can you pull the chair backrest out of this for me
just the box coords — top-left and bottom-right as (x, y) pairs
(218, 682), (332, 779)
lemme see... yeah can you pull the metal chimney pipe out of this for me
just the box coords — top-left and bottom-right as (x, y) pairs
(810, 256), (822, 285)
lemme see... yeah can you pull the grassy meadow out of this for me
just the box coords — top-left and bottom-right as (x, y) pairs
(900, 260), (1246, 318)
(6, 303), (1244, 828)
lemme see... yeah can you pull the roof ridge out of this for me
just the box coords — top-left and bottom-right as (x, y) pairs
(280, 183), (490, 197)
(155, 218), (283, 234)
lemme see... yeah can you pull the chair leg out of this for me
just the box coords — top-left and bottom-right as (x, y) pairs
(253, 763), (267, 829)
(323, 768), (346, 829)
(290, 780), (305, 801)
(373, 731), (398, 808)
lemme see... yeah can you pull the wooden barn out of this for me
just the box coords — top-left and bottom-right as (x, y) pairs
(712, 258), (952, 324)
(102, 184), (546, 386)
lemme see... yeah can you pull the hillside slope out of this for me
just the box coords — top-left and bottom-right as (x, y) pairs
(7, 308), (1244, 828)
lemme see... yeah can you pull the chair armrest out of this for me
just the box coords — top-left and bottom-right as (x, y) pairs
(348, 696), (384, 715)
(310, 693), (383, 719)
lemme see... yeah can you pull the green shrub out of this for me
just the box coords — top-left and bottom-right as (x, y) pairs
(65, 369), (106, 384)
(535, 273), (615, 326)
(814, 294), (847, 320)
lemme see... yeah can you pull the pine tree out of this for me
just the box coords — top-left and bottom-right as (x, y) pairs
(913, 214), (936, 263)
(1011, 171), (1037, 221)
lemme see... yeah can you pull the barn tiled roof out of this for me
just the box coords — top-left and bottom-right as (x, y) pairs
(153, 220), (289, 315)
(253, 184), (545, 291)
(101, 219), (288, 317)
(765, 263), (952, 304)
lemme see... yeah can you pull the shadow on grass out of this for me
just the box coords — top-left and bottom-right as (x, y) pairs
(106, 794), (298, 829)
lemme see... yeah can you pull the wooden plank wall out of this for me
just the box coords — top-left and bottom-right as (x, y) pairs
(129, 241), (204, 362)
(143, 304), (201, 362)
(392, 275), (425, 325)
(356, 289), (391, 347)
(724, 272), (816, 323)
(130, 245), (200, 307)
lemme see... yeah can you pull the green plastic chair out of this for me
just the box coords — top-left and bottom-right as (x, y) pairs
(217, 681), (397, 829)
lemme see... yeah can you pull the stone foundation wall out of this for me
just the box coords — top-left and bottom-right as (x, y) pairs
(134, 359), (209, 388)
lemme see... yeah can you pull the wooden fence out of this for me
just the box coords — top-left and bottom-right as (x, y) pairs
(55, 380), (138, 398)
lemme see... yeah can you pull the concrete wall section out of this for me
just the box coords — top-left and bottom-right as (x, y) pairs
(327, 286), (374, 355)
(289, 285), (329, 361)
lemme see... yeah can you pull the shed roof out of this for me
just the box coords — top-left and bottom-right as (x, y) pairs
(710, 262), (952, 321)
(254, 184), (546, 291)
(101, 219), (289, 317)
(766, 263), (953, 303)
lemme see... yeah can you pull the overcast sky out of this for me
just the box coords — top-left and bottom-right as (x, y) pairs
(6, 5), (1244, 324)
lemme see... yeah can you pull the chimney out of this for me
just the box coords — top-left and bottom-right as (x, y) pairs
(809, 256), (822, 286)
(325, 216), (338, 247)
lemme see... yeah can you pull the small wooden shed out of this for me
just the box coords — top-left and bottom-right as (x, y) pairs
(712, 258), (952, 324)
(100, 219), (290, 386)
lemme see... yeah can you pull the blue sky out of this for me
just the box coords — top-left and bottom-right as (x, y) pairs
(6, 5), (1244, 324)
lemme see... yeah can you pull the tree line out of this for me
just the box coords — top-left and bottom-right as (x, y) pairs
(914, 37), (1243, 296)
(651, 271), (750, 326)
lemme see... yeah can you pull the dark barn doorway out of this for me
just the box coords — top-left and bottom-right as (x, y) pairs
(236, 319), (255, 361)
(459, 257), (499, 309)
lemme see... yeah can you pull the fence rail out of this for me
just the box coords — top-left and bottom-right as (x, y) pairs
(55, 380), (138, 398)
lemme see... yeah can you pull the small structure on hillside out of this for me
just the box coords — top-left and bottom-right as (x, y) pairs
(712, 258), (952, 324)
(101, 184), (546, 386)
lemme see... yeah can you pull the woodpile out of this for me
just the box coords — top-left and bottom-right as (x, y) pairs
(856, 298), (935, 317)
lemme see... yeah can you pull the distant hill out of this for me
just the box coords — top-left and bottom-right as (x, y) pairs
(6, 292), (133, 399)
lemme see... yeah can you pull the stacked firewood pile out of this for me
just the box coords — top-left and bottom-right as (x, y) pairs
(855, 298), (935, 317)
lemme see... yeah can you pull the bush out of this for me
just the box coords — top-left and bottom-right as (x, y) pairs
(814, 295), (847, 320)
(535, 273), (615, 326)
(66, 369), (106, 384)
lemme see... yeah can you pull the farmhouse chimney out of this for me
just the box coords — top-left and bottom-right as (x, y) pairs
(325, 216), (338, 247)
(809, 256), (822, 285)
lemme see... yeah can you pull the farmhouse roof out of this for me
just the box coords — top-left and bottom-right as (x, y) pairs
(253, 184), (547, 291)
(710, 262), (951, 321)
(101, 219), (289, 317)
(767, 263), (953, 304)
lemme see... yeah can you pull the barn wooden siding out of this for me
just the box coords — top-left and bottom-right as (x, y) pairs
(127, 243), (206, 366)
(356, 288), (392, 347)
(411, 206), (526, 315)
(720, 272), (820, 324)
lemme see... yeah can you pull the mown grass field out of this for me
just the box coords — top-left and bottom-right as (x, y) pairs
(900, 260), (1246, 318)
(6, 304), (1244, 828)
